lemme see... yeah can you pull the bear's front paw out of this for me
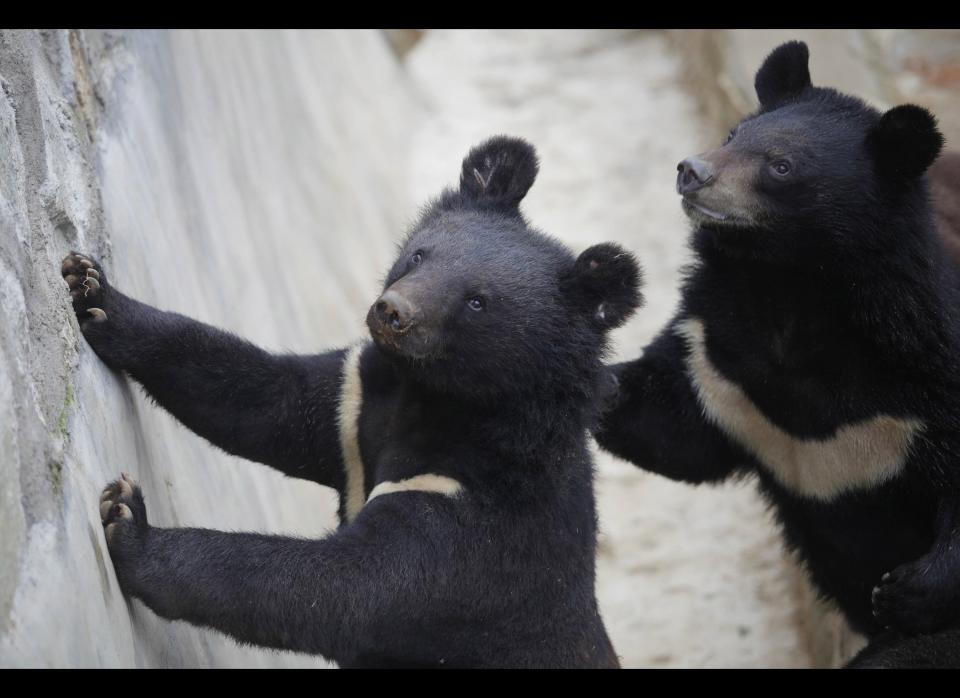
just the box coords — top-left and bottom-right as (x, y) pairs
(872, 556), (958, 635)
(61, 252), (110, 328)
(99, 473), (149, 589)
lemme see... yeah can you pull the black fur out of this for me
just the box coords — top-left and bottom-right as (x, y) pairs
(754, 40), (812, 110)
(594, 42), (960, 666)
(458, 134), (539, 211)
(563, 243), (644, 330)
(66, 135), (642, 668)
(848, 627), (960, 668)
(868, 105), (945, 182)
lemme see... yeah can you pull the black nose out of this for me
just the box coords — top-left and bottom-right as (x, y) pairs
(676, 157), (715, 194)
(373, 290), (416, 333)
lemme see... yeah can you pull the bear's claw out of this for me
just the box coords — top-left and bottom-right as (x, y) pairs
(61, 252), (109, 327)
(99, 473), (148, 546)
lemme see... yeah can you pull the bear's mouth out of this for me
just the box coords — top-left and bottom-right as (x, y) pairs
(367, 322), (411, 353)
(681, 197), (756, 229)
(370, 334), (441, 364)
(367, 317), (441, 362)
(681, 197), (729, 222)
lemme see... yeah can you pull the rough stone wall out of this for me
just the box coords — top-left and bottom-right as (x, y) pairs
(0, 29), (417, 668)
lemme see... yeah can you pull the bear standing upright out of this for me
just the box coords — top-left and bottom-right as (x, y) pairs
(63, 136), (642, 668)
(594, 41), (960, 666)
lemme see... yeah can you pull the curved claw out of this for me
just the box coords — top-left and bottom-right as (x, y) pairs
(82, 277), (100, 295)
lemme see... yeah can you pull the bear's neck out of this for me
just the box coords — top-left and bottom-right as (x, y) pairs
(399, 371), (604, 465)
(690, 216), (958, 360)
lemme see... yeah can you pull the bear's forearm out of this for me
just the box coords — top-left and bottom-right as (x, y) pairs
(121, 526), (368, 658)
(595, 349), (747, 484)
(872, 492), (960, 634)
(81, 288), (348, 489)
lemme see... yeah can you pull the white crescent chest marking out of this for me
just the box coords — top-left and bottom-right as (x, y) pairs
(677, 317), (923, 501)
(338, 343), (367, 522)
(366, 474), (464, 505)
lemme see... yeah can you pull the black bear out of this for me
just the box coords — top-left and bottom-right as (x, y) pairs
(63, 136), (642, 669)
(593, 41), (960, 666)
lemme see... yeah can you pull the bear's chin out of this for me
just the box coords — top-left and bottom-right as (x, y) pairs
(681, 198), (754, 229)
(369, 332), (439, 364)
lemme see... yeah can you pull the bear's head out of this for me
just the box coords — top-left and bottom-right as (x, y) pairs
(676, 40), (945, 265)
(366, 136), (643, 405)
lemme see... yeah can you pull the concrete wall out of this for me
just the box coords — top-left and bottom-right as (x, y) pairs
(0, 29), (417, 668)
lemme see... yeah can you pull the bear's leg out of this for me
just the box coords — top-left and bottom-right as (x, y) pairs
(872, 493), (960, 635)
(62, 253), (348, 489)
(99, 473), (425, 662)
(594, 324), (748, 484)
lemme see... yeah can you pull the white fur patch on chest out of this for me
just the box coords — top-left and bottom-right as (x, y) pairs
(366, 474), (464, 505)
(338, 343), (368, 523)
(677, 317), (922, 501)
(336, 344), (464, 521)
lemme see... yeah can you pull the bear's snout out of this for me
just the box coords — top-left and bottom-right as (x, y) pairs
(371, 290), (417, 334)
(676, 157), (715, 195)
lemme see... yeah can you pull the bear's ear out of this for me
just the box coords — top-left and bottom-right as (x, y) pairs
(459, 135), (539, 211)
(563, 243), (644, 330)
(755, 41), (812, 110)
(867, 104), (944, 181)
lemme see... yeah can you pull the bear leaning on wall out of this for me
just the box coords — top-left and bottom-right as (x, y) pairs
(63, 136), (643, 669)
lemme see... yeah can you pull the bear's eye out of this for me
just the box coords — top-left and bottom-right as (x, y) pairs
(772, 161), (791, 176)
(466, 296), (486, 312)
(410, 251), (423, 266)
(723, 128), (737, 145)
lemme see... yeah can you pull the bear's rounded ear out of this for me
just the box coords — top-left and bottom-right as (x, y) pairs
(563, 243), (644, 330)
(868, 104), (944, 181)
(755, 41), (812, 110)
(459, 135), (539, 211)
